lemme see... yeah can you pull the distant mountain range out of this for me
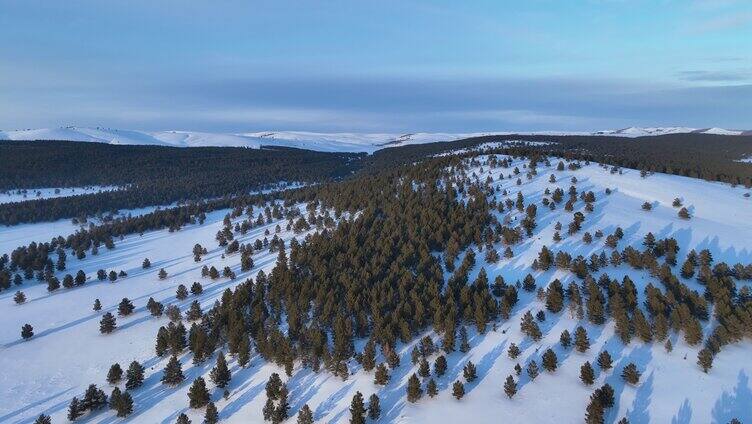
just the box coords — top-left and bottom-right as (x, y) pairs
(0, 126), (748, 153)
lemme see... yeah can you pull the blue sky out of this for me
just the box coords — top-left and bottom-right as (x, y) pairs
(0, 0), (750, 132)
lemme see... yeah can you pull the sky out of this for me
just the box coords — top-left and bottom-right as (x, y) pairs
(0, 0), (750, 133)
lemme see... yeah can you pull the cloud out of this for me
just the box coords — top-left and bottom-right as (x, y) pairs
(678, 69), (752, 82)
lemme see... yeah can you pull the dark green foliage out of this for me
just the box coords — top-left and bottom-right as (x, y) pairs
(297, 404), (313, 424)
(349, 391), (366, 424)
(21, 323), (33, 340)
(406, 373), (422, 403)
(698, 348), (713, 373)
(504, 375), (517, 398)
(188, 377), (210, 408)
(427, 378), (438, 397)
(368, 394), (381, 420)
(542, 349), (558, 372)
(161, 355), (184, 386)
(211, 352), (232, 389)
(580, 361), (595, 385)
(204, 402), (218, 424)
(597, 351), (612, 370)
(452, 380), (465, 399)
(107, 363), (122, 385)
(374, 363), (389, 385)
(100, 312), (117, 334)
(126, 361), (145, 390)
(575, 326), (590, 352)
(621, 363), (641, 385)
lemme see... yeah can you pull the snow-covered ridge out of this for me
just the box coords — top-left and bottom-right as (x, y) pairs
(0, 126), (747, 153)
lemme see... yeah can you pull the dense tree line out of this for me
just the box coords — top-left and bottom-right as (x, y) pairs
(0, 141), (362, 224)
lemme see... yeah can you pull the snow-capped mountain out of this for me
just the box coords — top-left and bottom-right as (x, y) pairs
(0, 126), (746, 153)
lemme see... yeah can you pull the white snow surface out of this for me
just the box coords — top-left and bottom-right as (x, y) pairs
(0, 186), (122, 205)
(0, 126), (747, 153)
(1, 157), (752, 423)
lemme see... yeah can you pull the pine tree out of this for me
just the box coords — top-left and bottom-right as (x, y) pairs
(374, 363), (390, 385)
(161, 355), (184, 386)
(100, 312), (117, 334)
(204, 402), (218, 424)
(575, 326), (590, 352)
(459, 326), (470, 352)
(434, 355), (448, 376)
(21, 323), (34, 340)
(508, 343), (521, 359)
(176, 413), (191, 424)
(427, 378), (438, 397)
(188, 377), (210, 408)
(237, 334), (251, 367)
(406, 373), (423, 403)
(107, 363), (123, 385)
(275, 386), (291, 421)
(560, 329), (572, 348)
(93, 298), (102, 311)
(33, 414), (52, 424)
(349, 391), (366, 424)
(580, 361), (595, 385)
(368, 393), (381, 420)
(117, 391), (133, 417)
(596, 351), (612, 371)
(297, 404), (313, 424)
(419, 358), (430, 378)
(452, 380), (465, 400)
(211, 352), (232, 389)
(126, 361), (145, 390)
(158, 268), (168, 279)
(527, 360), (539, 380)
(621, 363), (641, 385)
(118, 298), (135, 316)
(143, 258), (151, 268)
(504, 375), (517, 398)
(176, 284), (189, 300)
(186, 300), (203, 321)
(664, 339), (673, 353)
(82, 384), (108, 410)
(697, 348), (713, 373)
(542, 349), (558, 372)
(361, 341), (376, 372)
(14, 290), (26, 304)
(463, 361), (477, 382)
(68, 397), (82, 421)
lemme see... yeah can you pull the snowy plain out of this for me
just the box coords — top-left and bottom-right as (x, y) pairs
(1, 154), (751, 423)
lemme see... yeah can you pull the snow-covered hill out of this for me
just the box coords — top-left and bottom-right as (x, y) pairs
(1, 152), (751, 423)
(0, 126), (747, 153)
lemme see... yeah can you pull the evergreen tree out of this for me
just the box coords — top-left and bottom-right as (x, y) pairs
(176, 284), (189, 300)
(211, 352), (232, 389)
(33, 415), (51, 424)
(161, 355), (184, 386)
(463, 361), (477, 382)
(237, 334), (251, 367)
(93, 298), (102, 311)
(459, 326), (470, 352)
(67, 397), (82, 421)
(297, 404), (313, 424)
(188, 377), (210, 408)
(100, 312), (117, 334)
(508, 343), (521, 359)
(527, 360), (539, 380)
(107, 363), (123, 385)
(575, 326), (590, 352)
(580, 361), (595, 385)
(374, 363), (390, 385)
(158, 268), (168, 280)
(406, 373), (423, 403)
(434, 355), (448, 376)
(21, 323), (34, 340)
(368, 393), (381, 420)
(186, 300), (203, 321)
(204, 402), (218, 424)
(418, 358), (430, 378)
(597, 351), (612, 370)
(542, 349), (558, 372)
(361, 341), (376, 372)
(504, 375), (517, 398)
(126, 361), (145, 390)
(452, 380), (465, 400)
(621, 363), (641, 385)
(560, 329), (572, 348)
(142, 258), (151, 268)
(349, 391), (366, 424)
(176, 413), (191, 424)
(427, 378), (438, 397)
(697, 348), (713, 373)
(118, 298), (135, 316)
